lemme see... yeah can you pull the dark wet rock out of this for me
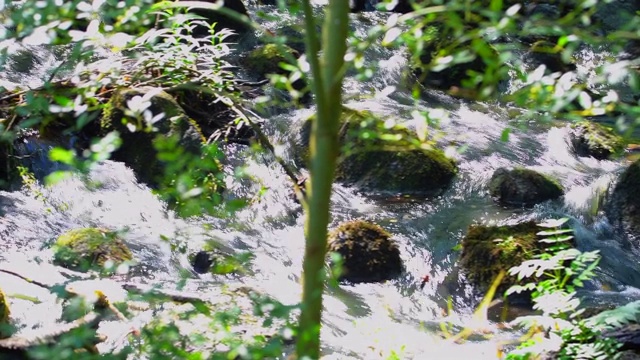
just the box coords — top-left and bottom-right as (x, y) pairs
(603, 324), (640, 353)
(523, 40), (576, 74)
(52, 228), (133, 272)
(191, 251), (215, 274)
(327, 219), (403, 283)
(180, 0), (251, 38)
(0, 142), (18, 191)
(606, 159), (640, 247)
(489, 168), (563, 207)
(337, 146), (457, 195)
(101, 87), (204, 186)
(189, 239), (243, 275)
(189, 250), (241, 275)
(460, 221), (543, 292)
(569, 120), (625, 160)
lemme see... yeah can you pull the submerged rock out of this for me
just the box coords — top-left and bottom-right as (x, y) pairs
(606, 159), (640, 247)
(53, 228), (133, 272)
(327, 220), (403, 283)
(459, 221), (542, 291)
(489, 168), (563, 207)
(569, 120), (625, 160)
(101, 87), (204, 186)
(0, 288), (10, 339)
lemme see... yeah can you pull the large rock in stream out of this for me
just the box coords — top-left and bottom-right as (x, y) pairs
(295, 107), (457, 195)
(52, 228), (134, 273)
(569, 120), (625, 160)
(489, 168), (564, 207)
(327, 220), (403, 284)
(101, 87), (205, 186)
(606, 159), (640, 248)
(460, 221), (553, 293)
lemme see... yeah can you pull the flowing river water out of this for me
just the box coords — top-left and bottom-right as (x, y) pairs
(1, 4), (640, 359)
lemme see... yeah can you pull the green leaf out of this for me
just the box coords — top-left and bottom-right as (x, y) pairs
(539, 235), (574, 243)
(537, 229), (573, 236)
(44, 170), (73, 185)
(48, 147), (76, 164)
(500, 127), (511, 142)
(537, 218), (570, 228)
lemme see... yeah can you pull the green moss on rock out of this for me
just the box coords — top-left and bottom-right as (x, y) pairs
(53, 228), (133, 272)
(296, 107), (457, 194)
(327, 220), (403, 283)
(459, 221), (541, 291)
(570, 120), (625, 160)
(337, 147), (456, 195)
(489, 168), (563, 207)
(0, 287), (9, 339)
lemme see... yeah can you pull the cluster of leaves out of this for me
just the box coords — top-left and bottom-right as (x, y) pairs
(0, 1), (302, 359)
(505, 218), (622, 359)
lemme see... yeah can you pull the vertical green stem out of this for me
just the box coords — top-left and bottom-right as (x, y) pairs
(296, 0), (350, 359)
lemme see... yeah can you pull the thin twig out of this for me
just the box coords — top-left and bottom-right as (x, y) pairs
(0, 268), (53, 289)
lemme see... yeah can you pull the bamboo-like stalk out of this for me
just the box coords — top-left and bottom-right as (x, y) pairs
(296, 0), (350, 358)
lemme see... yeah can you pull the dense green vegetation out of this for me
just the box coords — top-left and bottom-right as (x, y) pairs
(1, 0), (640, 359)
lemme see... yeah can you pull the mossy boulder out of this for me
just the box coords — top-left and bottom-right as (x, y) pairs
(101, 87), (204, 186)
(606, 159), (640, 246)
(0, 288), (10, 339)
(489, 168), (563, 207)
(459, 221), (543, 292)
(337, 147), (457, 195)
(53, 228), (133, 272)
(569, 121), (625, 160)
(327, 220), (403, 283)
(296, 108), (457, 194)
